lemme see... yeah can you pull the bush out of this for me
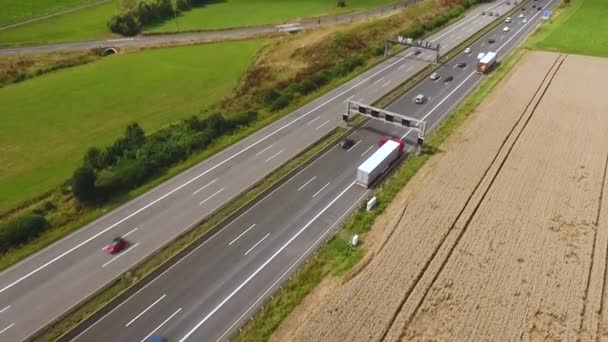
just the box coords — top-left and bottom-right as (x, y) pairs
(0, 215), (49, 253)
(337, 0), (347, 7)
(270, 93), (292, 111)
(72, 166), (97, 202)
(263, 89), (281, 106)
(108, 12), (141, 36)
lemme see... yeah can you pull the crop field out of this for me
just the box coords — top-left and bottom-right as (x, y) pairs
(0, 0), (101, 27)
(0, 40), (262, 212)
(530, 0), (608, 56)
(0, 1), (116, 47)
(292, 51), (608, 341)
(146, 0), (398, 33)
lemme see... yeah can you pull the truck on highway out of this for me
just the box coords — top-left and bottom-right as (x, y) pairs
(356, 139), (404, 188)
(476, 51), (497, 74)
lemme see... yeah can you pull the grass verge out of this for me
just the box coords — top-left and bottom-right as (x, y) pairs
(232, 34), (531, 342)
(34, 121), (357, 342)
(0, 0), (102, 27)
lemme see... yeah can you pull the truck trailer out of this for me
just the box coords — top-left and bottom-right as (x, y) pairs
(476, 51), (497, 74)
(356, 139), (403, 188)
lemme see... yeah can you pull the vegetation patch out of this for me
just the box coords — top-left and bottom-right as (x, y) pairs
(0, 0), (102, 27)
(528, 0), (608, 57)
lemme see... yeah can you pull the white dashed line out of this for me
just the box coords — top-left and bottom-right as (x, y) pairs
(255, 144), (275, 157)
(264, 149), (285, 163)
(199, 188), (224, 205)
(315, 120), (330, 131)
(192, 179), (218, 195)
(244, 233), (270, 256)
(229, 224), (257, 246)
(102, 243), (140, 268)
(125, 294), (166, 327)
(297, 176), (317, 191)
(312, 182), (331, 199)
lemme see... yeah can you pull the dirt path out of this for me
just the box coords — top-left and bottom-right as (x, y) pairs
(292, 51), (608, 341)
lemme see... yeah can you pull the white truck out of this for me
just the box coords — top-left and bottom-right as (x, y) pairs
(476, 51), (497, 74)
(356, 139), (404, 188)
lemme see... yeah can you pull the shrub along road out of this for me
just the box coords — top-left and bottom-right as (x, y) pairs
(0, 2), (517, 341)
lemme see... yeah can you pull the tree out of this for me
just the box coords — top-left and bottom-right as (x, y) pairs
(72, 166), (97, 202)
(125, 122), (146, 147)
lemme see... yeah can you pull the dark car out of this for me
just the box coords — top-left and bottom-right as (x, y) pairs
(412, 49), (421, 56)
(494, 12), (500, 17)
(456, 62), (467, 68)
(481, 11), (486, 15)
(340, 138), (355, 149)
(521, 7), (526, 10)
(146, 336), (166, 342)
(443, 75), (454, 82)
(488, 38), (496, 44)
(537, 6), (542, 10)
(106, 237), (128, 254)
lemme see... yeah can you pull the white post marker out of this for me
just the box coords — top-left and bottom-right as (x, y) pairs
(367, 196), (377, 211)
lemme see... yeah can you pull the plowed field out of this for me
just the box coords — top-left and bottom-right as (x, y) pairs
(292, 51), (608, 341)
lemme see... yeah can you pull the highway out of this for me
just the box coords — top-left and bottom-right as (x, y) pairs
(0, 2), (520, 341)
(60, 1), (558, 341)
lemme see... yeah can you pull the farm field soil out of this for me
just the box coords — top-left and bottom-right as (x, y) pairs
(0, 0), (116, 47)
(0, 40), (262, 212)
(292, 51), (608, 341)
(530, 0), (608, 57)
(0, 0), (101, 27)
(146, 0), (398, 33)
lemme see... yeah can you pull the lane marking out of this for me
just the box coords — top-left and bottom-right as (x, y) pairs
(217, 188), (370, 342)
(297, 176), (317, 192)
(229, 224), (257, 246)
(122, 227), (139, 238)
(179, 181), (357, 342)
(264, 149), (285, 163)
(305, 116), (320, 125)
(199, 188), (224, 206)
(0, 306), (9, 313)
(255, 144), (275, 157)
(315, 120), (330, 131)
(0, 34), (421, 294)
(0, 323), (14, 335)
(343, 95), (355, 104)
(373, 77), (385, 85)
(381, 80), (392, 88)
(102, 243), (140, 268)
(125, 294), (166, 327)
(397, 64), (408, 70)
(347, 140), (362, 152)
(357, 98), (365, 103)
(140, 307), (182, 342)
(192, 179), (218, 195)
(244, 233), (270, 256)
(361, 145), (374, 157)
(312, 182), (331, 199)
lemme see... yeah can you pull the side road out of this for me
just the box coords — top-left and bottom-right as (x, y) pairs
(0, 0), (420, 56)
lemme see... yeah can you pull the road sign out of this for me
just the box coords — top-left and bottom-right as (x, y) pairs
(542, 10), (550, 20)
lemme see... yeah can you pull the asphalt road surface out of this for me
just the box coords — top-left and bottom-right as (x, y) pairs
(0, 0), (422, 56)
(61, 1), (557, 341)
(0, 2), (520, 341)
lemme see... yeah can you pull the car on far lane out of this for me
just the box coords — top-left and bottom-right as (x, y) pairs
(146, 336), (167, 342)
(106, 237), (128, 254)
(464, 47), (472, 54)
(340, 138), (355, 149)
(412, 49), (421, 56)
(443, 75), (454, 82)
(537, 6), (542, 10)
(481, 11), (486, 15)
(429, 72), (440, 80)
(503, 26), (510, 32)
(494, 12), (500, 17)
(488, 38), (496, 44)
(519, 13), (525, 18)
(477, 52), (486, 60)
(456, 62), (467, 68)
(505, 17), (511, 23)
(414, 94), (427, 104)
(523, 18), (528, 23)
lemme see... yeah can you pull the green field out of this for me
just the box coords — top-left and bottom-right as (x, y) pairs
(0, 1), (117, 47)
(148, 0), (398, 33)
(0, 40), (263, 212)
(0, 0), (101, 27)
(530, 0), (608, 56)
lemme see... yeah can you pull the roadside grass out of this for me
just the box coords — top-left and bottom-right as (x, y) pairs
(0, 40), (263, 212)
(0, 1), (116, 47)
(34, 124), (350, 342)
(0, 0), (101, 27)
(147, 0), (399, 33)
(527, 0), (608, 57)
(233, 38), (530, 342)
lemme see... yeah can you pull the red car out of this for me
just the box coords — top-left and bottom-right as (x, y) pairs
(106, 237), (128, 254)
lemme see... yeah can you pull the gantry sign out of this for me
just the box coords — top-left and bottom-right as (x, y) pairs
(343, 100), (427, 146)
(385, 36), (440, 63)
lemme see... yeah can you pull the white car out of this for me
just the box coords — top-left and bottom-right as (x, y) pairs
(505, 17), (511, 23)
(477, 52), (485, 61)
(429, 72), (440, 80)
(519, 13), (525, 18)
(523, 18), (528, 23)
(503, 26), (510, 32)
(464, 47), (472, 54)
(414, 94), (427, 104)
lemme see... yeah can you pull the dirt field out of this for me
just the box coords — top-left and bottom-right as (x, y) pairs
(288, 51), (608, 341)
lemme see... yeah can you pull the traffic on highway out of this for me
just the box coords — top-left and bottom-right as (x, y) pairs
(0, 0), (555, 341)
